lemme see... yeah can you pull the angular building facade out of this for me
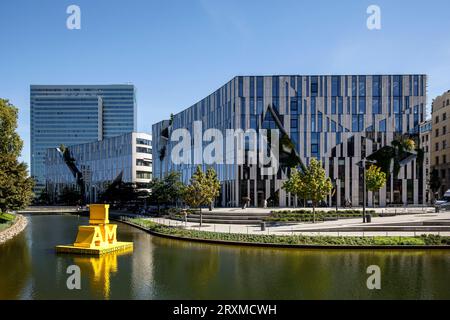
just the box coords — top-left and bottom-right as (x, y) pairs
(153, 75), (427, 207)
(30, 85), (137, 194)
(45, 132), (152, 203)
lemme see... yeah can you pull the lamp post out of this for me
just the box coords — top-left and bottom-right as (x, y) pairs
(334, 178), (340, 217)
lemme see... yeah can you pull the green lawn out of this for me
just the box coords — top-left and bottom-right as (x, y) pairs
(129, 218), (450, 247)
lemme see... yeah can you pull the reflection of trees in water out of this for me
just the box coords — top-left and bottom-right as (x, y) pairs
(150, 238), (450, 299)
(0, 232), (31, 299)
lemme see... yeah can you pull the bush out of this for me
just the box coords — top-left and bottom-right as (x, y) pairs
(0, 213), (16, 223)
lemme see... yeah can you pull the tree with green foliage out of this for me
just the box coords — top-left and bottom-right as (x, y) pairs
(282, 168), (307, 207)
(430, 169), (442, 202)
(182, 166), (207, 226)
(182, 166), (220, 226)
(0, 99), (34, 214)
(302, 158), (333, 223)
(149, 171), (184, 212)
(205, 167), (220, 211)
(366, 165), (387, 207)
(58, 186), (82, 205)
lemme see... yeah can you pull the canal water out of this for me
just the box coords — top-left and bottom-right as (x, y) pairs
(0, 215), (449, 300)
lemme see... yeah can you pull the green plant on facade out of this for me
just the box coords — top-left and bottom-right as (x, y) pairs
(366, 165), (387, 207)
(0, 99), (34, 214)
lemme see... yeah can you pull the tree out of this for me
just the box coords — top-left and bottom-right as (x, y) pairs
(302, 158), (333, 223)
(430, 169), (441, 201)
(182, 166), (208, 226)
(282, 168), (307, 207)
(58, 186), (82, 205)
(149, 171), (184, 212)
(366, 165), (387, 207)
(205, 167), (220, 211)
(0, 99), (34, 213)
(181, 166), (220, 226)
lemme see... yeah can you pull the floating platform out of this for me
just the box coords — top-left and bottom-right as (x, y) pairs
(56, 242), (133, 256)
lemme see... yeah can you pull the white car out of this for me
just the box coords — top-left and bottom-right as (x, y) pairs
(435, 190), (450, 210)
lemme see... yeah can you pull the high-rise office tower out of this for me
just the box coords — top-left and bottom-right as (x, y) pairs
(30, 85), (137, 194)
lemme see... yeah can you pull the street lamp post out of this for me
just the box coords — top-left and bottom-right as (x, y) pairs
(362, 159), (367, 224)
(334, 178), (340, 218)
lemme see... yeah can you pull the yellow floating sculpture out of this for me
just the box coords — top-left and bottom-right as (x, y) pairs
(56, 204), (133, 255)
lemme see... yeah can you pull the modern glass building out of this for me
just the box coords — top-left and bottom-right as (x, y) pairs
(45, 132), (151, 203)
(30, 85), (137, 194)
(153, 75), (427, 207)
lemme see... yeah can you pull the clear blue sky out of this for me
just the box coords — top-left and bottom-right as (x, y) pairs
(1, 0), (450, 167)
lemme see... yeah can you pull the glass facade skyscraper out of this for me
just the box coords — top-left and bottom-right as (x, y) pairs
(153, 75), (427, 207)
(30, 85), (137, 194)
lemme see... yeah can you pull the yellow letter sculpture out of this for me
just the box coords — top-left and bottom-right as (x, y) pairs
(56, 204), (133, 255)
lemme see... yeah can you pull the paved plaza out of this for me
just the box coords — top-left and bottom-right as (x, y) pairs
(145, 208), (450, 237)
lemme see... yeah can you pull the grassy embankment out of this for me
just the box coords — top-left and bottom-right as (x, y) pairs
(129, 218), (450, 247)
(0, 213), (16, 232)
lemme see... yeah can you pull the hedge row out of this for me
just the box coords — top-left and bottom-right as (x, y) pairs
(271, 209), (376, 215)
(265, 210), (377, 222)
(129, 218), (450, 247)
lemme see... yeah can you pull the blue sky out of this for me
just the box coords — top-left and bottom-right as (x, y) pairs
(1, 0), (450, 167)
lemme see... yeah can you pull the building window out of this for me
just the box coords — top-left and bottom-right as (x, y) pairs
(136, 159), (152, 167)
(136, 138), (151, 146)
(136, 147), (151, 154)
(435, 116), (439, 124)
(395, 115), (402, 132)
(443, 140), (448, 150)
(436, 157), (439, 165)
(331, 76), (341, 97)
(443, 126), (447, 135)
(359, 76), (366, 97)
(435, 143), (439, 152)
(331, 98), (336, 114)
(443, 113), (447, 121)
(311, 76), (318, 96)
(435, 129), (439, 137)
(372, 75), (381, 97)
(379, 119), (386, 132)
(393, 75), (402, 97)
(290, 116), (298, 129)
(359, 99), (366, 114)
(372, 97), (381, 114)
(136, 171), (152, 179)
